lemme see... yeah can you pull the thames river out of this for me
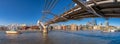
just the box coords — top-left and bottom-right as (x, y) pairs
(0, 30), (120, 44)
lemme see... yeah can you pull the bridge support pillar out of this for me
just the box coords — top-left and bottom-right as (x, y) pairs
(43, 27), (48, 33)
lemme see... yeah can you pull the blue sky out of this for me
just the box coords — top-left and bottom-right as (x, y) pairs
(0, 0), (41, 25)
(0, 0), (120, 26)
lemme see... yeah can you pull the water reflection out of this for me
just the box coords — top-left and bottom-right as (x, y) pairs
(0, 31), (43, 44)
(5, 34), (19, 44)
(42, 33), (49, 44)
(6, 34), (18, 38)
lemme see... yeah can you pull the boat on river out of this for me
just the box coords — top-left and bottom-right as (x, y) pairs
(6, 31), (20, 34)
(6, 24), (21, 34)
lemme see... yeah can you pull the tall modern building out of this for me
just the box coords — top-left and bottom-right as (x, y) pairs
(91, 18), (97, 26)
(105, 20), (109, 26)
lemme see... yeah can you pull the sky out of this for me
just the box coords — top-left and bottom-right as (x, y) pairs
(0, 0), (120, 26)
(0, 0), (41, 25)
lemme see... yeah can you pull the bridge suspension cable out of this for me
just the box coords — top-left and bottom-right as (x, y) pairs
(43, 0), (48, 11)
(41, 0), (60, 19)
(40, 0), (62, 25)
(43, 0), (59, 12)
(48, 0), (59, 11)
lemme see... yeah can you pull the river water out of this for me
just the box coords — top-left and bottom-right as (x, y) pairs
(0, 30), (120, 44)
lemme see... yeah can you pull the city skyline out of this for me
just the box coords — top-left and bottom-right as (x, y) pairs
(55, 18), (120, 26)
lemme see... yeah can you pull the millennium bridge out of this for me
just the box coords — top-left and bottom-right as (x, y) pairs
(38, 0), (120, 33)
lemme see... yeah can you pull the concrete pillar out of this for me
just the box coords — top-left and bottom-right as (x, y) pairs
(43, 26), (48, 33)
(43, 28), (48, 33)
(37, 21), (48, 33)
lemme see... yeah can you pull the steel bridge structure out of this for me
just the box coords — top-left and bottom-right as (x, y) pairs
(44, 0), (120, 25)
(39, 0), (120, 33)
